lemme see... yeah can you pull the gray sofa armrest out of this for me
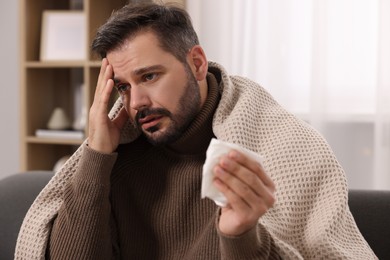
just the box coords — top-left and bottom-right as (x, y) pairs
(0, 171), (53, 260)
(348, 189), (390, 260)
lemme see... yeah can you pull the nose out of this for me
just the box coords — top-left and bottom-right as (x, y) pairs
(130, 85), (151, 111)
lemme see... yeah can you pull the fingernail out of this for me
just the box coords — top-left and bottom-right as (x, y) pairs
(220, 158), (230, 167)
(214, 166), (224, 175)
(229, 150), (239, 159)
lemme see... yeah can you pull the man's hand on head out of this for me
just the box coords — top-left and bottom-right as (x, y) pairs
(88, 58), (128, 154)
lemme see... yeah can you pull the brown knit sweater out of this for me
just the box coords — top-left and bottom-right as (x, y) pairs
(47, 73), (278, 259)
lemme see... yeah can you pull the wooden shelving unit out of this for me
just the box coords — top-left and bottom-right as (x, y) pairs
(20, 0), (163, 171)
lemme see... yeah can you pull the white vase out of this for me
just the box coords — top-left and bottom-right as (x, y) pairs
(53, 155), (71, 172)
(73, 106), (87, 131)
(47, 107), (71, 130)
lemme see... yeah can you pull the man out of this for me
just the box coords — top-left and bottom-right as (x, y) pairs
(16, 2), (376, 259)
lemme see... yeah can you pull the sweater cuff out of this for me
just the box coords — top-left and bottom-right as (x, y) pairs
(73, 144), (118, 187)
(218, 225), (262, 259)
(216, 211), (273, 259)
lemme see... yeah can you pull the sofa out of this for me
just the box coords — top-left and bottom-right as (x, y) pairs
(0, 171), (389, 259)
(0, 171), (53, 260)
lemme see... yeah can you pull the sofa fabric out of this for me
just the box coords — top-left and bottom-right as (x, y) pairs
(348, 189), (390, 260)
(0, 171), (53, 260)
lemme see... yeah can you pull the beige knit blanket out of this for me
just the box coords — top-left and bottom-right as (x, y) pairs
(15, 62), (376, 259)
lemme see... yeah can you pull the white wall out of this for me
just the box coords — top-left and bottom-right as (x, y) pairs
(0, 0), (20, 179)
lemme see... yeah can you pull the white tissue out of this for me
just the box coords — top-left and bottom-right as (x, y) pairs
(201, 138), (263, 207)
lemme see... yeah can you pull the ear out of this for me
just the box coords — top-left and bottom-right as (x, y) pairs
(187, 45), (208, 81)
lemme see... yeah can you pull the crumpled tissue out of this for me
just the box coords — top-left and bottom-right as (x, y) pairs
(201, 138), (263, 207)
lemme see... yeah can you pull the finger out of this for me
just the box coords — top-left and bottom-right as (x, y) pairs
(95, 59), (113, 100)
(112, 107), (129, 130)
(213, 177), (252, 211)
(214, 164), (274, 209)
(98, 78), (115, 111)
(216, 157), (276, 207)
(218, 158), (259, 194)
(95, 58), (108, 95)
(227, 150), (275, 191)
(98, 58), (108, 84)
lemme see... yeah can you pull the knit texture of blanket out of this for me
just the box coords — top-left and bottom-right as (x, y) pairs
(15, 62), (376, 259)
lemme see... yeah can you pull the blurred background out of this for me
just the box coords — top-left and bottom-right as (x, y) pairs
(0, 1), (19, 181)
(187, 0), (390, 190)
(1, 0), (389, 190)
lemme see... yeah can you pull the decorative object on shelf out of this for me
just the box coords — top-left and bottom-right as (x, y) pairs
(53, 155), (71, 172)
(36, 107), (85, 140)
(73, 107), (88, 131)
(47, 107), (71, 130)
(70, 0), (83, 10)
(72, 83), (87, 131)
(40, 11), (86, 61)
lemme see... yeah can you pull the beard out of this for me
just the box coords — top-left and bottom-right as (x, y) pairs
(135, 64), (201, 146)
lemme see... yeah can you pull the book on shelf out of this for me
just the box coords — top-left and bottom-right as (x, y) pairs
(35, 129), (85, 140)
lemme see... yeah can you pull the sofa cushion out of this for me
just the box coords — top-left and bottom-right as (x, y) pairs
(348, 189), (390, 260)
(0, 171), (53, 260)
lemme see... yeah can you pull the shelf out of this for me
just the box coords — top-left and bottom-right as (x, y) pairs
(25, 61), (87, 68)
(25, 142), (78, 170)
(26, 136), (84, 145)
(88, 60), (103, 67)
(20, 0), (93, 171)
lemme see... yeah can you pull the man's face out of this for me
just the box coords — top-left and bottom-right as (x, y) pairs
(107, 31), (201, 145)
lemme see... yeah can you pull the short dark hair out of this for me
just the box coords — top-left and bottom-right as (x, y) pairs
(91, 2), (199, 63)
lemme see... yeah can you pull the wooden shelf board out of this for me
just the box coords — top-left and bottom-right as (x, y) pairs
(25, 61), (87, 68)
(26, 136), (84, 145)
(88, 60), (102, 67)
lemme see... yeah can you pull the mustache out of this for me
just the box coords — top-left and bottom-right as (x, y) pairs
(135, 108), (171, 125)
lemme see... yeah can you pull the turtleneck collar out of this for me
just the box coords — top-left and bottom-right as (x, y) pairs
(164, 72), (221, 155)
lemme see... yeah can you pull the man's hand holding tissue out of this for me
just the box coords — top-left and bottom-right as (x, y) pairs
(213, 149), (276, 236)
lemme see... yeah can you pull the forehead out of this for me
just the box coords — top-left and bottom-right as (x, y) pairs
(109, 31), (164, 59)
(108, 32), (167, 65)
(106, 31), (184, 81)
(116, 29), (159, 51)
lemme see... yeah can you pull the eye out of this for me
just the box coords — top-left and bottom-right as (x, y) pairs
(116, 84), (130, 94)
(143, 73), (157, 82)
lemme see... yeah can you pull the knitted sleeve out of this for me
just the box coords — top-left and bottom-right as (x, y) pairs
(47, 146), (118, 259)
(218, 219), (282, 259)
